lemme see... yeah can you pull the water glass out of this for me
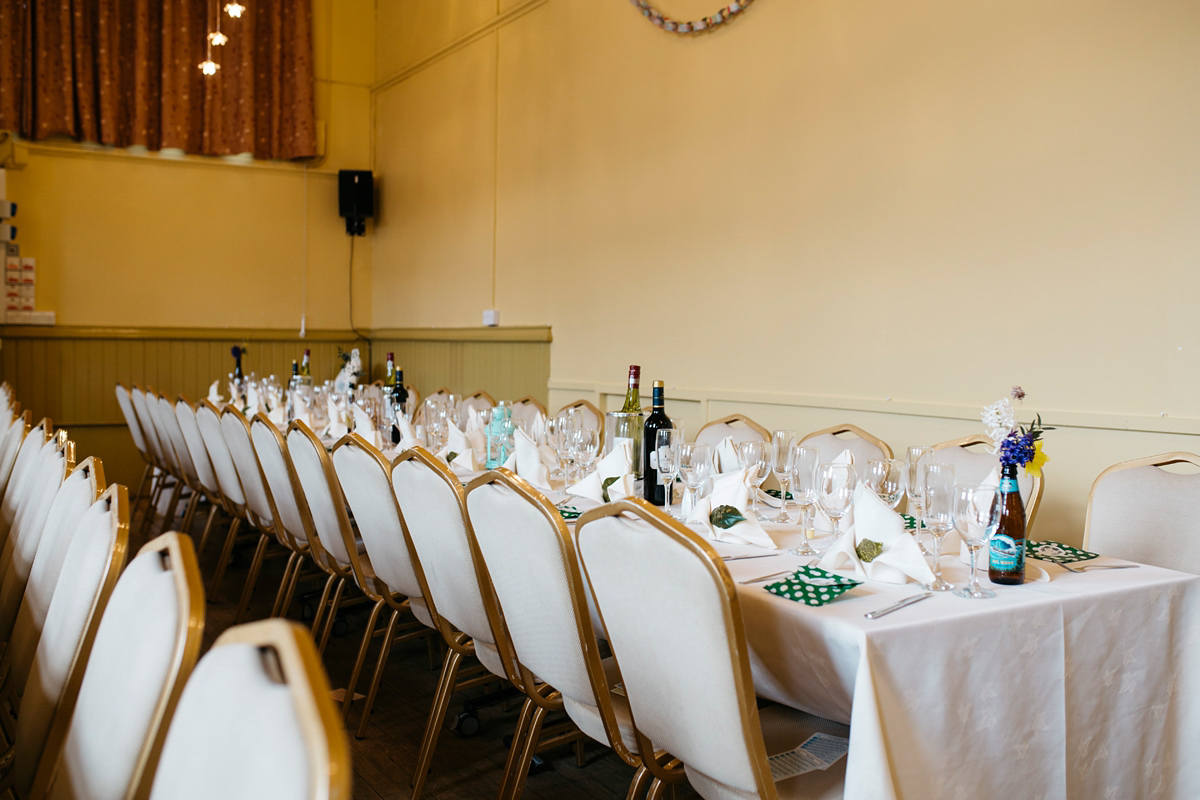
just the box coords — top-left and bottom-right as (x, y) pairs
(737, 441), (771, 520)
(905, 446), (933, 554)
(769, 430), (796, 523)
(864, 458), (904, 508)
(788, 446), (820, 556)
(921, 462), (955, 591)
(953, 485), (1001, 599)
(817, 462), (856, 538)
(677, 442), (713, 519)
(656, 429), (682, 515)
(574, 429), (600, 476)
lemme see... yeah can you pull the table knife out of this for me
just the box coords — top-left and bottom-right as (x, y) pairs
(864, 592), (933, 620)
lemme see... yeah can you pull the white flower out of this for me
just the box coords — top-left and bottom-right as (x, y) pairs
(982, 397), (1016, 445)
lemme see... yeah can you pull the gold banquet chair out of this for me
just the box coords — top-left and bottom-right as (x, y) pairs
(457, 391), (496, 428)
(1084, 452), (1200, 574)
(146, 619), (351, 800)
(696, 414), (771, 447)
(194, 400), (252, 598)
(0, 418), (52, 548)
(115, 383), (157, 512)
(576, 499), (850, 800)
(927, 434), (1043, 529)
(30, 531), (204, 800)
(2, 485), (129, 799)
(465, 469), (647, 800)
(153, 394), (210, 535)
(130, 387), (178, 536)
(172, 397), (232, 558)
(0, 410), (30, 502)
(799, 423), (892, 464)
(415, 387), (451, 428)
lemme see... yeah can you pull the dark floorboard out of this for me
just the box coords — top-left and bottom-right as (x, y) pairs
(157, 501), (699, 800)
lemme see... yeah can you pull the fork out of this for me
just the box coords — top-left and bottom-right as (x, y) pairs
(739, 558), (820, 584)
(1059, 562), (1139, 573)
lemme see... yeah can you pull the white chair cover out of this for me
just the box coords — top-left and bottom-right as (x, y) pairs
(174, 402), (220, 501)
(696, 418), (769, 448)
(220, 409), (277, 532)
(114, 384), (149, 462)
(0, 413), (28, 500)
(196, 403), (246, 509)
(1087, 459), (1200, 574)
(0, 420), (49, 544)
(286, 426), (353, 570)
(249, 418), (312, 551)
(800, 430), (886, 467)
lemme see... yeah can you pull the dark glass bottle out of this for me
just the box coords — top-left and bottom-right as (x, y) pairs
(390, 361), (409, 445)
(988, 463), (1026, 585)
(300, 348), (311, 377)
(642, 381), (672, 506)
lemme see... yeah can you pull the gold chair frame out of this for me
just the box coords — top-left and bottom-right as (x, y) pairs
(931, 433), (1043, 530)
(511, 396), (547, 416)
(801, 422), (894, 459)
(1082, 451), (1200, 552)
(116, 382), (158, 515)
(697, 413), (771, 443)
(556, 399), (605, 449)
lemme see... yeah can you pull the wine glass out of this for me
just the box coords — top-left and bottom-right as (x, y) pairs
(769, 430), (796, 523)
(677, 442), (712, 519)
(787, 446), (820, 556)
(817, 462), (856, 539)
(905, 446), (933, 554)
(953, 485), (1001, 599)
(864, 458), (904, 508)
(656, 429), (682, 516)
(737, 441), (771, 520)
(574, 429), (600, 477)
(921, 462), (955, 592)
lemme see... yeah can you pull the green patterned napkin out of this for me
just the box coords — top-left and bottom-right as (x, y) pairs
(764, 566), (862, 607)
(900, 514), (926, 530)
(764, 489), (794, 501)
(1026, 540), (1097, 564)
(558, 505), (581, 521)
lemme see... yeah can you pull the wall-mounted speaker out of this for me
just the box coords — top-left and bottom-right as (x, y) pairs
(338, 170), (373, 236)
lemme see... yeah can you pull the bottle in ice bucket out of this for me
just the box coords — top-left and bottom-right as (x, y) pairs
(610, 365), (645, 480)
(485, 402), (514, 469)
(988, 463), (1026, 585)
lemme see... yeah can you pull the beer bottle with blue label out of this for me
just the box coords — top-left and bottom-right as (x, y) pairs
(988, 462), (1026, 584)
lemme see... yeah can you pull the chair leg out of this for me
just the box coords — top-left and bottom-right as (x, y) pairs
(278, 556), (306, 619)
(310, 574), (337, 642)
(133, 464), (151, 510)
(270, 552), (300, 618)
(139, 477), (164, 538)
(197, 504), (220, 554)
(410, 647), (464, 799)
(341, 599), (386, 721)
(317, 578), (347, 656)
(234, 533), (271, 624)
(179, 491), (200, 534)
(627, 766), (653, 800)
(504, 702), (549, 800)
(497, 697), (538, 800)
(355, 608), (401, 739)
(208, 517), (242, 601)
(158, 481), (183, 537)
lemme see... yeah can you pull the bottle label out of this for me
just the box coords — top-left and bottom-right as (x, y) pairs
(1000, 476), (1020, 493)
(989, 533), (1024, 572)
(649, 450), (658, 470)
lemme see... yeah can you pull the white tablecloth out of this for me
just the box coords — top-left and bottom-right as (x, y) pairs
(709, 523), (1200, 800)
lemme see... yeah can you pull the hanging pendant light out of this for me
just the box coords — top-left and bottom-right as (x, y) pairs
(199, 0), (221, 74)
(224, 2), (245, 18)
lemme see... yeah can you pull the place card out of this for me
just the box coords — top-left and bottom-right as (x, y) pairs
(1026, 540), (1098, 564)
(763, 566), (861, 606)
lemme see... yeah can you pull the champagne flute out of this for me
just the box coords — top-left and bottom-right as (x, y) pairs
(677, 442), (712, 519)
(953, 485), (1000, 599)
(921, 462), (956, 592)
(769, 430), (796, 523)
(817, 462), (856, 539)
(864, 458), (904, 508)
(906, 446), (933, 555)
(737, 441), (771, 520)
(656, 429), (682, 516)
(787, 446), (820, 556)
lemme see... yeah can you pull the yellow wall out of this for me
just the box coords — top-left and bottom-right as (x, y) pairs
(371, 0), (1200, 543)
(1, 0), (375, 331)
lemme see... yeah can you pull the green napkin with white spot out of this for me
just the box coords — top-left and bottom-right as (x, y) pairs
(1026, 540), (1097, 564)
(763, 566), (862, 607)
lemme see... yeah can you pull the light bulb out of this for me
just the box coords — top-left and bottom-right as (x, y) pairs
(199, 59), (220, 75)
(207, 31), (228, 46)
(224, 2), (245, 18)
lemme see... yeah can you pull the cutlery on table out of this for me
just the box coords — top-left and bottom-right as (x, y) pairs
(1058, 562), (1139, 573)
(722, 553), (779, 562)
(864, 592), (933, 620)
(739, 569), (794, 585)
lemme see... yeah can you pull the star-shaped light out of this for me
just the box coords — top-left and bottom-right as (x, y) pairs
(224, 2), (245, 18)
(207, 31), (228, 46)
(199, 59), (220, 75)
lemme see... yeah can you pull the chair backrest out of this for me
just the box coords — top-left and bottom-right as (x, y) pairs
(464, 470), (632, 755)
(6, 458), (106, 696)
(331, 436), (425, 603)
(390, 449), (499, 663)
(38, 531), (204, 800)
(220, 406), (277, 533)
(147, 619), (350, 800)
(249, 416), (314, 555)
(1084, 452), (1200, 574)
(927, 434), (1042, 528)
(402, 383), (421, 413)
(2, 434), (68, 575)
(695, 414), (770, 447)
(415, 388), (450, 427)
(0, 411), (30, 499)
(576, 499), (776, 799)
(130, 387), (167, 468)
(556, 399), (602, 433)
(457, 392), (496, 428)
(1, 418), (51, 540)
(173, 399), (220, 500)
(154, 395), (199, 486)
(195, 401), (246, 509)
(14, 484), (128, 798)
(114, 384), (150, 461)
(800, 423), (893, 464)
(509, 397), (545, 434)
(285, 424), (362, 583)
(144, 391), (186, 480)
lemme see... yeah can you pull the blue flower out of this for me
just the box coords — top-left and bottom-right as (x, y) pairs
(998, 431), (1036, 467)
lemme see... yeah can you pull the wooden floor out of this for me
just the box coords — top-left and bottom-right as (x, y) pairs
(165, 503), (701, 800)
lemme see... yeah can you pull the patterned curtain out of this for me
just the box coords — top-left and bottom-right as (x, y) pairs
(0, 0), (316, 160)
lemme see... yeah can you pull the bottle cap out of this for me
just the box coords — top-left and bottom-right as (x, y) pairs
(387, 352), (394, 359)
(653, 380), (664, 388)
(629, 365), (641, 379)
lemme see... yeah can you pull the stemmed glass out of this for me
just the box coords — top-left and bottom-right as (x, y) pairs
(953, 485), (1001, 599)
(864, 458), (904, 508)
(769, 430), (796, 523)
(787, 446), (820, 556)
(573, 429), (600, 479)
(677, 442), (712, 519)
(737, 441), (771, 520)
(921, 462), (956, 592)
(906, 446), (933, 555)
(656, 429), (682, 516)
(817, 462), (856, 539)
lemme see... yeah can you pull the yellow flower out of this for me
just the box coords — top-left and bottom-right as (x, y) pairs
(1025, 440), (1049, 477)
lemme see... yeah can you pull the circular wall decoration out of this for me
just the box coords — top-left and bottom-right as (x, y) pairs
(630, 0), (756, 34)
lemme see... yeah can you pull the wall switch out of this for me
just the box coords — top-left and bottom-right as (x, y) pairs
(482, 309), (500, 327)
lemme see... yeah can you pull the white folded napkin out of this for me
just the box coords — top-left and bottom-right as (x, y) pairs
(715, 436), (741, 474)
(394, 411), (421, 451)
(818, 484), (936, 584)
(813, 449), (856, 534)
(267, 406), (286, 426)
(245, 383), (263, 415)
(267, 388), (282, 413)
(528, 413), (548, 446)
(207, 380), (224, 406)
(501, 427), (554, 492)
(293, 393), (311, 429)
(435, 422), (480, 475)
(227, 381), (242, 410)
(567, 440), (635, 504)
(325, 397), (348, 439)
(686, 468), (778, 550)
(352, 404), (383, 449)
(959, 468), (1000, 565)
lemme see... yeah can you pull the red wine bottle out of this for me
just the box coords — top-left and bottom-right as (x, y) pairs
(642, 381), (672, 505)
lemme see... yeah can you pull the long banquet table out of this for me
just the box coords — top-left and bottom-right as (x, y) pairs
(709, 524), (1200, 800)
